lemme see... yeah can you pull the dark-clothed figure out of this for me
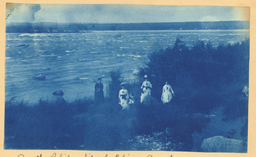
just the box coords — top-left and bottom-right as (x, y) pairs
(94, 78), (104, 104)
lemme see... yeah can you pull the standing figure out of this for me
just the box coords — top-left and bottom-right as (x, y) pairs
(161, 81), (175, 104)
(119, 82), (129, 109)
(140, 75), (152, 103)
(94, 78), (104, 104)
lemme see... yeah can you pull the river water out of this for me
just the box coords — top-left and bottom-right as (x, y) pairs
(5, 30), (249, 104)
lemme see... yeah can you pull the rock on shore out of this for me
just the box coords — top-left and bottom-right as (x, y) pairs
(201, 135), (246, 152)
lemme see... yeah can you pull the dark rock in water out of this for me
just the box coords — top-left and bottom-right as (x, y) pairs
(43, 67), (51, 70)
(201, 136), (246, 152)
(17, 44), (29, 48)
(42, 51), (52, 55)
(34, 74), (46, 80)
(52, 90), (64, 96)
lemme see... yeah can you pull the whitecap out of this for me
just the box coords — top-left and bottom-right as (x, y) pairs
(90, 52), (99, 54)
(37, 50), (46, 53)
(201, 38), (209, 41)
(40, 54), (57, 57)
(227, 41), (235, 44)
(19, 33), (47, 37)
(33, 39), (41, 41)
(5, 57), (11, 60)
(66, 50), (73, 53)
(79, 59), (87, 61)
(128, 54), (141, 58)
(19, 33), (31, 36)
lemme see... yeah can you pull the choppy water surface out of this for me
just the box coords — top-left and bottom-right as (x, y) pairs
(5, 30), (249, 103)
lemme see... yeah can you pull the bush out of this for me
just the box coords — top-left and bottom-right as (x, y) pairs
(140, 37), (249, 114)
(133, 38), (249, 151)
(108, 70), (122, 104)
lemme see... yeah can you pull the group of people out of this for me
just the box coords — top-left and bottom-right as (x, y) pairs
(94, 75), (175, 110)
(139, 75), (175, 104)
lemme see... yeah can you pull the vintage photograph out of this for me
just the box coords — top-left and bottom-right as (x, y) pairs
(5, 4), (249, 152)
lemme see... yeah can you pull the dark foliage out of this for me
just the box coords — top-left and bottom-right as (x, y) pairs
(140, 37), (249, 114)
(134, 37), (249, 151)
(108, 70), (122, 104)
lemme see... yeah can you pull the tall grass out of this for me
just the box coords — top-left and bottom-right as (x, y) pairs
(5, 98), (94, 149)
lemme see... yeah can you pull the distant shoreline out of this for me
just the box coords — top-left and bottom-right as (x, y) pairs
(6, 29), (250, 34)
(6, 21), (249, 33)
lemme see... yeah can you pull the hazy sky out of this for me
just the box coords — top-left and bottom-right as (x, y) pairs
(6, 4), (249, 23)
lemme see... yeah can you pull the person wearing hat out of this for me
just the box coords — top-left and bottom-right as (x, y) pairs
(119, 82), (129, 109)
(161, 81), (175, 104)
(94, 78), (104, 104)
(140, 75), (152, 103)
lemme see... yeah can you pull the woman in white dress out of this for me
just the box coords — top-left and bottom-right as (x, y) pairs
(161, 81), (175, 104)
(140, 75), (152, 103)
(119, 82), (129, 109)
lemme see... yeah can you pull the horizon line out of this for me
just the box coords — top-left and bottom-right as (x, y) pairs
(6, 20), (249, 25)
